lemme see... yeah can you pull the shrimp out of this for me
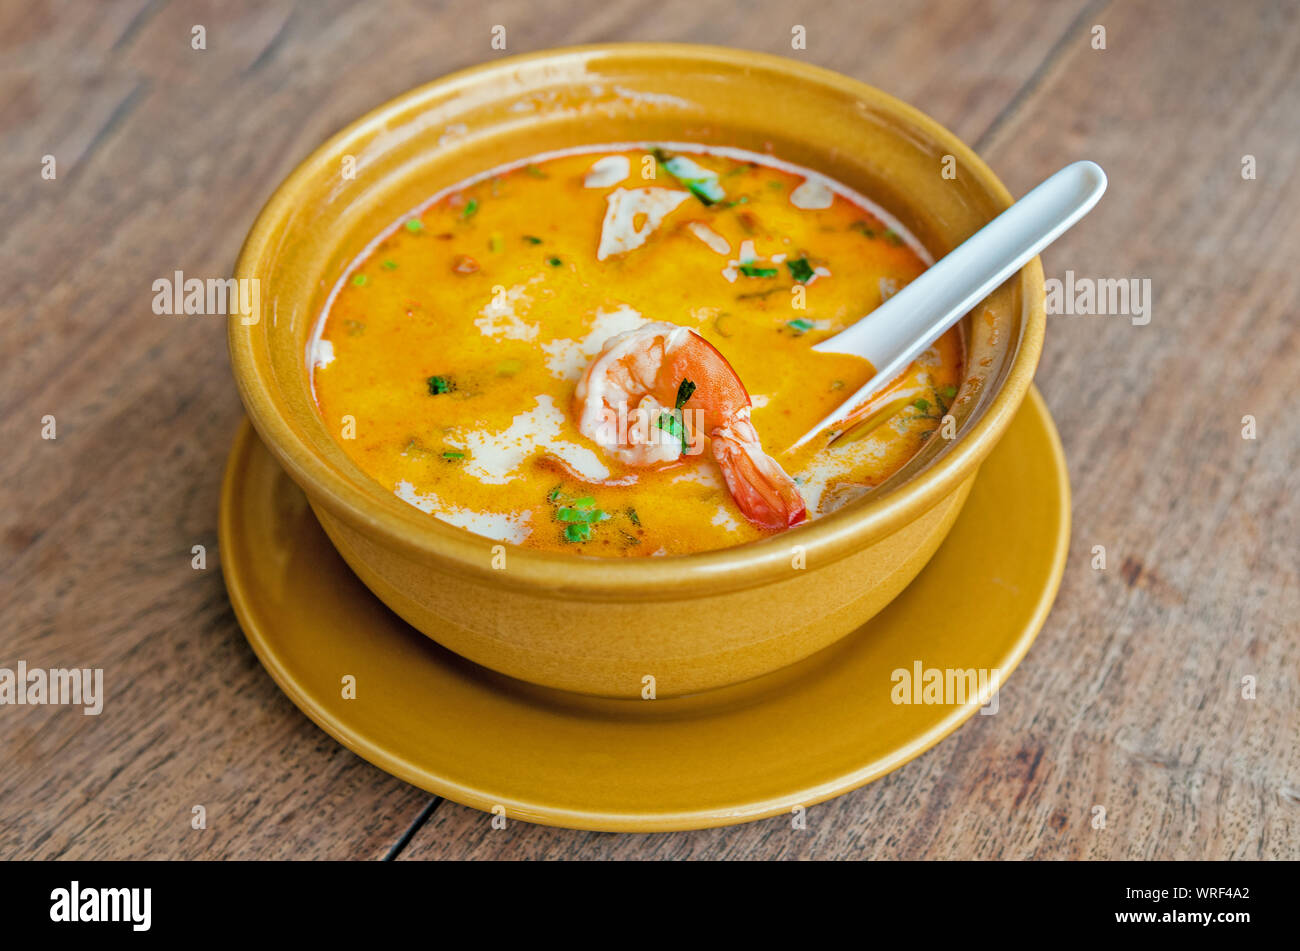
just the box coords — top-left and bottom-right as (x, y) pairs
(574, 322), (807, 529)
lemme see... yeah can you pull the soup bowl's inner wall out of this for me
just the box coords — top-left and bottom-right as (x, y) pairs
(236, 46), (1032, 598)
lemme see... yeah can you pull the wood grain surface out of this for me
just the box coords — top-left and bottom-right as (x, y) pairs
(1, 0), (1296, 860)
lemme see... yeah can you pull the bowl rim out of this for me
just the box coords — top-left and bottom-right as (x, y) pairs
(229, 42), (1045, 600)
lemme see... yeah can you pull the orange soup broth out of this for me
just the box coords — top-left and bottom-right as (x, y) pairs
(313, 146), (962, 556)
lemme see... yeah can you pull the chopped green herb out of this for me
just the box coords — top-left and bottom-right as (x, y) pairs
(722, 196), (750, 207)
(626, 507), (641, 526)
(557, 506), (605, 524)
(441, 451), (465, 460)
(850, 221), (876, 238)
(405, 219), (424, 233)
(913, 398), (931, 412)
(686, 181), (724, 204)
(427, 375), (454, 395)
(653, 147), (726, 205)
(351, 274), (368, 286)
(787, 318), (815, 334)
(657, 411), (684, 438)
(381, 259), (398, 270)
(523, 235), (543, 244)
(939, 385), (958, 400)
(648, 379), (696, 455)
(739, 265), (778, 278)
(547, 256), (563, 267)
(461, 199), (479, 220)
(563, 522), (591, 543)
(550, 489), (606, 541)
(657, 410), (688, 456)
(885, 229), (903, 246)
(767, 180), (785, 190)
(786, 257), (815, 283)
(525, 164), (546, 179)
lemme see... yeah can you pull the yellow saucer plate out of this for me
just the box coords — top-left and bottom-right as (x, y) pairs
(219, 387), (1069, 832)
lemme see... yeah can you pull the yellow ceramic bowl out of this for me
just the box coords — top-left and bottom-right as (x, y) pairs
(229, 44), (1044, 698)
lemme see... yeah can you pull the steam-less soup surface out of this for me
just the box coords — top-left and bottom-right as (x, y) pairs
(312, 145), (962, 556)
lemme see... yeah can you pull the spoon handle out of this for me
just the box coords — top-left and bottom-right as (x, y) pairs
(791, 160), (1107, 450)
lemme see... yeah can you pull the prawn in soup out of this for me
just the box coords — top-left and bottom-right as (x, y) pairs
(311, 145), (963, 556)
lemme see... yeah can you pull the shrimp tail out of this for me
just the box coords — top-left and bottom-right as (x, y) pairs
(710, 423), (808, 530)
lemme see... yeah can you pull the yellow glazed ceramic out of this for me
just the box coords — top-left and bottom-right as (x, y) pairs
(219, 388), (1069, 831)
(229, 45), (1046, 697)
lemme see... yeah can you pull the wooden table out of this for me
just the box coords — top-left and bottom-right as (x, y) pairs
(3, 0), (1296, 860)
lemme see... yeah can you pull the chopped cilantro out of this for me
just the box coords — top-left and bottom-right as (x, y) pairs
(739, 265), (778, 278)
(461, 199), (479, 220)
(381, 259), (398, 270)
(657, 411), (684, 439)
(940, 385), (958, 400)
(653, 147), (726, 205)
(525, 164), (546, 179)
(547, 256), (563, 267)
(441, 451), (465, 460)
(657, 409), (689, 456)
(351, 274), (368, 286)
(786, 257), (815, 283)
(627, 507), (641, 526)
(913, 398), (930, 412)
(427, 375), (454, 395)
(523, 235), (543, 244)
(557, 506), (604, 524)
(404, 219), (424, 233)
(656, 380), (695, 455)
(550, 491), (605, 541)
(787, 318), (814, 334)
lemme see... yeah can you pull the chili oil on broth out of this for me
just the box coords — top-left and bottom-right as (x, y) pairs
(311, 145), (963, 557)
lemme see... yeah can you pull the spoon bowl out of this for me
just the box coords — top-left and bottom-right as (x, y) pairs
(791, 160), (1106, 450)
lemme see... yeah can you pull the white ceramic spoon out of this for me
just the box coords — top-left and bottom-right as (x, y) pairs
(788, 160), (1107, 451)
